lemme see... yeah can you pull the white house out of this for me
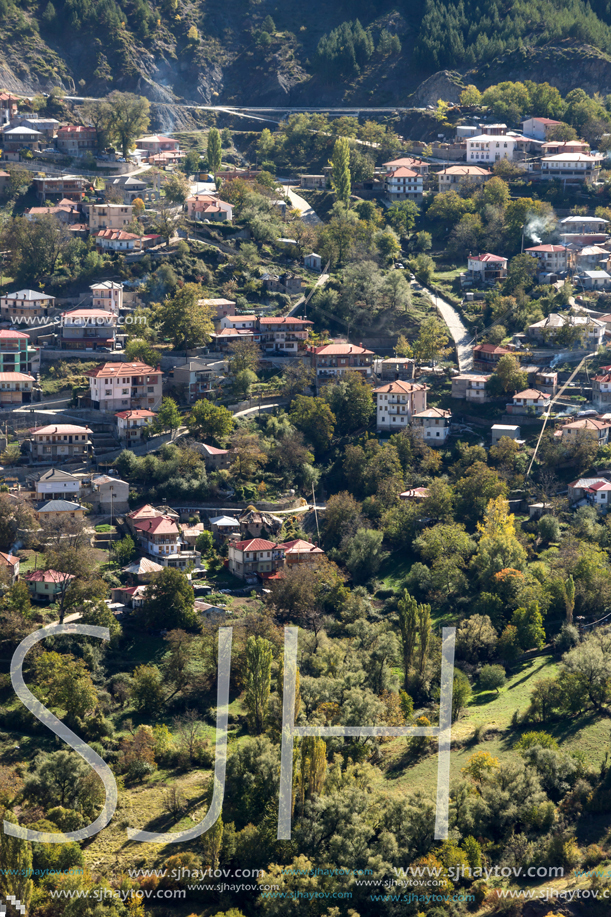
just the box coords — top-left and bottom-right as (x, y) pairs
(90, 281), (123, 314)
(539, 153), (603, 184)
(115, 409), (157, 443)
(228, 538), (284, 581)
(373, 380), (428, 431)
(35, 468), (81, 500)
(304, 253), (323, 271)
(411, 407), (451, 443)
(384, 167), (423, 202)
(521, 117), (563, 141)
(465, 253), (507, 284)
(509, 389), (551, 414)
(466, 134), (517, 163)
(525, 245), (572, 273)
(86, 361), (163, 413)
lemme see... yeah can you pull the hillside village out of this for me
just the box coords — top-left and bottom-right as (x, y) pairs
(7, 82), (611, 916)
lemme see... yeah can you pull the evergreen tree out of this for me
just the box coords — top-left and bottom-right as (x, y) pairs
(398, 589), (418, 689)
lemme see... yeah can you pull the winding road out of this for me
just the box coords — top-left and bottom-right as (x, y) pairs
(414, 281), (474, 371)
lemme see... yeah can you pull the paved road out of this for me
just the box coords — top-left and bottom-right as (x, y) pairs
(415, 281), (474, 372)
(233, 401), (288, 418)
(63, 96), (428, 115)
(286, 187), (321, 225)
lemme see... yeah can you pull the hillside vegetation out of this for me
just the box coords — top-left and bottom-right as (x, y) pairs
(7, 0), (611, 107)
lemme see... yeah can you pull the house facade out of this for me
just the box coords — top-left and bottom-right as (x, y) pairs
(172, 359), (225, 403)
(56, 125), (97, 155)
(86, 361), (163, 412)
(521, 117), (563, 140)
(473, 343), (515, 367)
(384, 167), (424, 202)
(592, 367), (611, 410)
(308, 343), (374, 383)
(61, 308), (117, 351)
(0, 371), (35, 405)
(25, 569), (73, 602)
(412, 407), (452, 443)
(35, 469), (81, 501)
(258, 316), (313, 354)
(374, 380), (428, 431)
(451, 373), (491, 402)
(437, 165), (491, 191)
(0, 329), (38, 373)
(29, 424), (92, 461)
(508, 389), (551, 414)
(0, 289), (54, 321)
(555, 417), (611, 445)
(115, 409), (156, 443)
(32, 176), (87, 203)
(465, 253), (508, 285)
(185, 194), (233, 222)
(133, 515), (201, 570)
(539, 153), (603, 183)
(90, 281), (123, 314)
(228, 538), (284, 581)
(88, 204), (134, 231)
(36, 499), (86, 523)
(466, 134), (517, 162)
(525, 245), (573, 273)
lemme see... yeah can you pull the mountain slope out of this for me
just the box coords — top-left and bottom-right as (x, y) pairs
(2, 0), (611, 106)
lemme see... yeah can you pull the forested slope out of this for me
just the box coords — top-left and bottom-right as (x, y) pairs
(3, 0), (611, 106)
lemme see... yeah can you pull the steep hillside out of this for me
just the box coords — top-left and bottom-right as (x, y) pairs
(3, 0), (611, 106)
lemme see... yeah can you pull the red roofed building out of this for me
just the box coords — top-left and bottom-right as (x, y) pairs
(0, 370), (36, 405)
(25, 569), (74, 602)
(466, 253), (508, 285)
(258, 316), (313, 353)
(95, 229), (155, 252)
(384, 166), (423, 202)
(308, 342), (374, 384)
(509, 389), (551, 415)
(555, 416), (611, 446)
(200, 443), (232, 470)
(228, 538), (285, 580)
(56, 125), (97, 155)
(85, 361), (163, 413)
(115, 408), (157, 443)
(0, 327), (38, 375)
(384, 157), (429, 175)
(278, 539), (325, 566)
(0, 550), (19, 582)
(593, 366), (611, 410)
(185, 194), (233, 222)
(473, 343), (515, 367)
(137, 134), (180, 154)
(522, 117), (563, 141)
(132, 514), (201, 570)
(373, 380), (428, 431)
(525, 244), (573, 272)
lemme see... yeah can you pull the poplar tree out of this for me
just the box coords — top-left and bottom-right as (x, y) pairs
(331, 137), (351, 205)
(245, 636), (273, 733)
(398, 589), (418, 689)
(207, 127), (222, 173)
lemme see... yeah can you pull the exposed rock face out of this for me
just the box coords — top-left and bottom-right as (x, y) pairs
(409, 70), (465, 106)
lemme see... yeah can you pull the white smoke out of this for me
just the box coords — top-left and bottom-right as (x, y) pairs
(524, 213), (557, 245)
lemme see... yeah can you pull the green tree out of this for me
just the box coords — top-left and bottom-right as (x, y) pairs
(489, 353), (527, 394)
(35, 651), (98, 721)
(0, 811), (33, 910)
(413, 316), (450, 366)
(343, 528), (388, 583)
(512, 601), (546, 651)
(321, 372), (374, 435)
(187, 399), (234, 443)
(245, 636), (273, 734)
(386, 200), (419, 238)
(163, 171), (191, 204)
(479, 664), (506, 695)
(155, 397), (182, 440)
(460, 85), (482, 106)
(3, 214), (69, 281)
(196, 530), (214, 556)
(453, 670), (472, 721)
(330, 137), (351, 206)
(131, 665), (165, 715)
(125, 338), (160, 369)
(398, 590), (418, 689)
(157, 283), (214, 351)
(289, 396), (336, 454)
(106, 91), (151, 158)
(207, 127), (222, 172)
(142, 567), (197, 630)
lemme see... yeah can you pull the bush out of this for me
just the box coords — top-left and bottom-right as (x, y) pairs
(479, 663), (506, 694)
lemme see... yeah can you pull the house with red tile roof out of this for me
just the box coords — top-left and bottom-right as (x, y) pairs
(465, 253), (508, 285)
(509, 389), (551, 415)
(278, 539), (325, 566)
(185, 194), (233, 222)
(25, 569), (74, 602)
(473, 343), (515, 367)
(0, 551), (19, 582)
(555, 417), (611, 445)
(384, 166), (423, 202)
(85, 362), (162, 413)
(132, 514), (201, 571)
(115, 409), (157, 444)
(308, 342), (374, 385)
(228, 538), (285, 580)
(373, 380), (427, 431)
(28, 423), (92, 461)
